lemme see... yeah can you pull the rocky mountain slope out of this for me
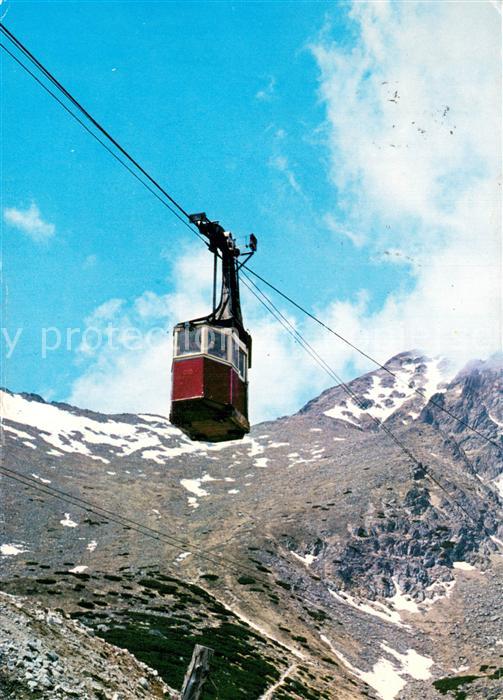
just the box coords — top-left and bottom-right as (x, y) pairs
(1, 350), (502, 700)
(0, 591), (176, 699)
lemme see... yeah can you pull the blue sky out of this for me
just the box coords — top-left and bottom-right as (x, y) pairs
(1, 1), (500, 421)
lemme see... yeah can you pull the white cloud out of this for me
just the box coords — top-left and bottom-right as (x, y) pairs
(324, 212), (365, 247)
(68, 247), (220, 416)
(256, 76), (276, 101)
(242, 295), (326, 422)
(67, 246), (326, 423)
(88, 298), (124, 322)
(269, 154), (302, 193)
(68, 1), (501, 424)
(310, 0), (501, 367)
(3, 203), (55, 242)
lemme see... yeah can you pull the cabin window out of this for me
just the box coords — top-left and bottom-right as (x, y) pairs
(230, 334), (247, 379)
(238, 348), (247, 379)
(232, 337), (240, 369)
(207, 328), (228, 360)
(175, 327), (202, 356)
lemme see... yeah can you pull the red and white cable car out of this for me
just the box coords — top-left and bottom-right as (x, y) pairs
(169, 214), (257, 442)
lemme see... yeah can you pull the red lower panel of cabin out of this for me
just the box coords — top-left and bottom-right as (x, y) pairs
(170, 356), (249, 442)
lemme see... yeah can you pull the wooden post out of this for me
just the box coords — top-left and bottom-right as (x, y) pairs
(180, 644), (214, 700)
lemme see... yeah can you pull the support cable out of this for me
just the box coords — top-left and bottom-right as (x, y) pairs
(242, 266), (501, 452)
(1, 22), (499, 452)
(0, 464), (270, 580)
(1, 461), (484, 628)
(0, 42), (206, 247)
(0, 464), (355, 618)
(0, 22), (190, 220)
(241, 273), (499, 536)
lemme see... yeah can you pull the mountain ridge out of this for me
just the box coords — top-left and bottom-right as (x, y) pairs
(1, 350), (502, 699)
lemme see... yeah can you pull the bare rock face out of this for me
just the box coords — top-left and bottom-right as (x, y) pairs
(420, 354), (503, 480)
(0, 591), (176, 699)
(1, 350), (502, 700)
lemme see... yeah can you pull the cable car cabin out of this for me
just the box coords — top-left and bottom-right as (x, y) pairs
(169, 212), (256, 442)
(170, 323), (251, 442)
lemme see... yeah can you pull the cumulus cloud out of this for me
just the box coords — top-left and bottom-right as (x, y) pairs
(67, 247), (211, 414)
(88, 298), (124, 321)
(311, 0), (501, 368)
(3, 203), (55, 242)
(68, 1), (501, 424)
(67, 246), (327, 423)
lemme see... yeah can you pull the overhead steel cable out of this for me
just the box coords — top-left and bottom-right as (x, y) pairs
(241, 273), (499, 537)
(0, 42), (206, 247)
(0, 22), (190, 221)
(0, 465), (354, 620)
(0, 464), (271, 581)
(241, 273), (349, 388)
(1, 23), (499, 452)
(242, 273), (432, 465)
(242, 266), (502, 452)
(0, 471), (478, 629)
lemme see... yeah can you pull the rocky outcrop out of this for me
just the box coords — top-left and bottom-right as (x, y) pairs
(0, 592), (176, 699)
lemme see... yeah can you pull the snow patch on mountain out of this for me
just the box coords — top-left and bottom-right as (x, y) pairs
(421, 579), (456, 606)
(488, 412), (503, 430)
(0, 389), (211, 464)
(291, 551), (318, 567)
(180, 478), (209, 498)
(321, 635), (434, 700)
(2, 424), (35, 440)
(254, 457), (269, 468)
(492, 474), (503, 498)
(453, 561), (476, 571)
(389, 578), (421, 613)
(31, 473), (51, 484)
(60, 513), (78, 528)
(324, 357), (447, 426)
(174, 551), (191, 564)
(1, 543), (27, 556)
(329, 589), (405, 627)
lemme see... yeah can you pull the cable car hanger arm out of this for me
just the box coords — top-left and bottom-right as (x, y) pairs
(188, 213), (257, 260)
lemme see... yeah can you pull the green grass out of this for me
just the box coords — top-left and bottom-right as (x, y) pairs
(96, 612), (281, 699)
(433, 668), (502, 696)
(139, 578), (178, 595)
(433, 675), (479, 697)
(305, 608), (328, 621)
(292, 635), (308, 644)
(275, 580), (291, 590)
